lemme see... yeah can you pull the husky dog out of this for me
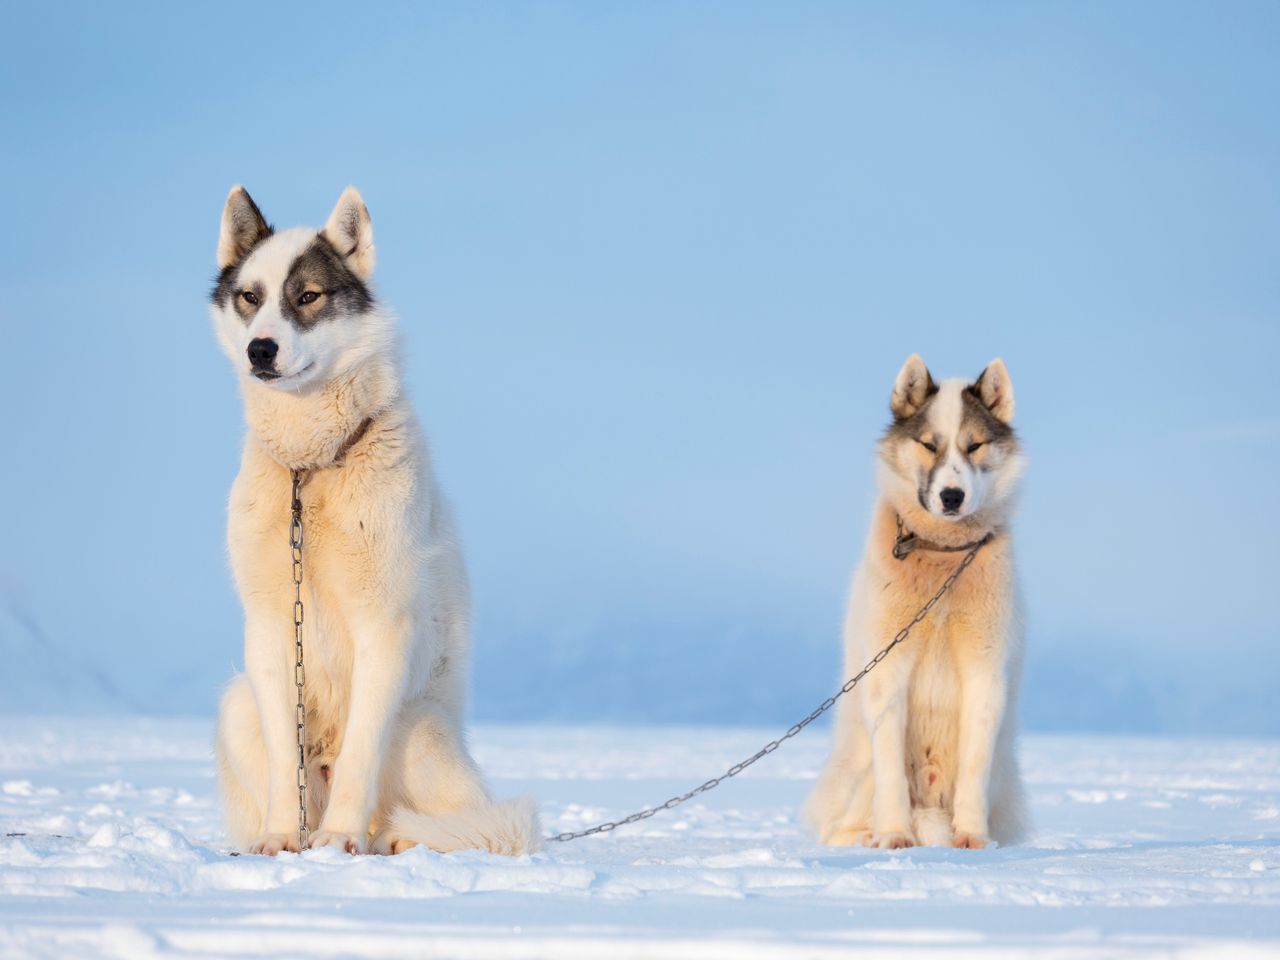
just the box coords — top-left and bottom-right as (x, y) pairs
(806, 355), (1029, 849)
(211, 186), (539, 856)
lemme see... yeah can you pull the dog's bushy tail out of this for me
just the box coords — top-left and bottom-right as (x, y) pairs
(390, 796), (542, 855)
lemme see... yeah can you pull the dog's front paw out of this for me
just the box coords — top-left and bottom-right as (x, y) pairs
(822, 825), (874, 847)
(952, 831), (989, 850)
(872, 830), (917, 850)
(247, 833), (300, 856)
(370, 829), (418, 856)
(309, 829), (365, 854)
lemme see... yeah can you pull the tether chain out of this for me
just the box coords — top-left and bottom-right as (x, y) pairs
(550, 537), (990, 842)
(290, 469), (309, 851)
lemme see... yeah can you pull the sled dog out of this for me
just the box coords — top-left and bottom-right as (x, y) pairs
(806, 355), (1029, 849)
(211, 186), (539, 856)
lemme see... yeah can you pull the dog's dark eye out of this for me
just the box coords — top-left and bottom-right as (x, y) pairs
(967, 441), (985, 454)
(919, 440), (937, 453)
(299, 291), (321, 305)
(241, 290), (260, 306)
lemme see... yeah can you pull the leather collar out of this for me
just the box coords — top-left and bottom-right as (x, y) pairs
(331, 416), (374, 466)
(893, 514), (994, 560)
(289, 416), (375, 480)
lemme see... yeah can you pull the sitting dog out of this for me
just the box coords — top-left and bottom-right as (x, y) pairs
(806, 355), (1029, 849)
(211, 186), (539, 856)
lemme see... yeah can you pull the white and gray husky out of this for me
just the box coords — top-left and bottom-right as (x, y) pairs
(211, 186), (539, 856)
(806, 355), (1029, 849)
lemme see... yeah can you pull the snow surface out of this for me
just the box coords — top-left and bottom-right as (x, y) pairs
(1, 718), (1277, 959)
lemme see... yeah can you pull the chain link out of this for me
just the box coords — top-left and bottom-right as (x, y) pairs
(549, 538), (989, 843)
(290, 469), (309, 851)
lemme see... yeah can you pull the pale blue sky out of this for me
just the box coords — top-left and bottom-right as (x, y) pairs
(1, 2), (1277, 731)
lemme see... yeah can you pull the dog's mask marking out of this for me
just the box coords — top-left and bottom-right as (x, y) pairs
(279, 236), (374, 330)
(213, 233), (373, 331)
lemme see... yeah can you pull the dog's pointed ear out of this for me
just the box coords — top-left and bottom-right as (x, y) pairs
(218, 185), (270, 269)
(323, 186), (376, 280)
(890, 354), (936, 420)
(973, 358), (1015, 423)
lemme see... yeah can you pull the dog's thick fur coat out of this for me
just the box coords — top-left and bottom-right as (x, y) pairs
(806, 355), (1029, 849)
(211, 186), (540, 856)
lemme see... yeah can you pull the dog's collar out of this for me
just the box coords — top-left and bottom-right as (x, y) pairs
(332, 416), (375, 466)
(288, 416), (375, 478)
(893, 514), (995, 561)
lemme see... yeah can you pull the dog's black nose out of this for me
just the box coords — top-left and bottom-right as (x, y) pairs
(247, 338), (279, 370)
(940, 487), (965, 512)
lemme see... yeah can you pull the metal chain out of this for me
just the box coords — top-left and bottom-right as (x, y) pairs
(290, 469), (309, 851)
(550, 537), (990, 843)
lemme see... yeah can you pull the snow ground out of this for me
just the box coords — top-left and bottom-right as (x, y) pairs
(1, 718), (1277, 959)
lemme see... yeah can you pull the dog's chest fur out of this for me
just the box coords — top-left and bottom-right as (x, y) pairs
(229, 437), (431, 747)
(864, 506), (1015, 808)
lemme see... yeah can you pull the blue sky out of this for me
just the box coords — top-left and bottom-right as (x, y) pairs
(1, 2), (1277, 732)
